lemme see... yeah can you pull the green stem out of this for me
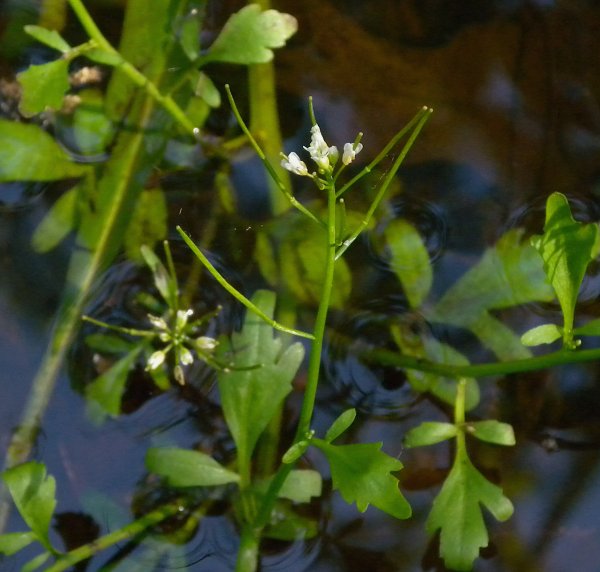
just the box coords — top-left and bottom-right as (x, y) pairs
(176, 226), (313, 340)
(67, 0), (198, 137)
(45, 501), (182, 572)
(365, 345), (600, 378)
(236, 524), (261, 572)
(454, 378), (467, 457)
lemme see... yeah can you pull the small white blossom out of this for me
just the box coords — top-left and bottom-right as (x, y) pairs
(304, 124), (337, 172)
(196, 336), (218, 351)
(148, 314), (168, 330)
(180, 346), (194, 365)
(281, 152), (309, 176)
(342, 142), (363, 165)
(147, 349), (166, 370)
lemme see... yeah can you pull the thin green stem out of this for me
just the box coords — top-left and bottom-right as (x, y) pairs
(335, 108), (432, 259)
(67, 0), (198, 137)
(335, 106), (431, 199)
(365, 344), (600, 378)
(176, 226), (313, 340)
(225, 85), (323, 226)
(44, 501), (183, 572)
(81, 316), (155, 338)
(454, 379), (467, 457)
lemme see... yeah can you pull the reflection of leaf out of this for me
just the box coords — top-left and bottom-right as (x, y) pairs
(2, 462), (57, 552)
(206, 4), (297, 64)
(531, 192), (600, 347)
(146, 448), (240, 487)
(385, 219), (432, 308)
(17, 59), (70, 117)
(314, 439), (411, 519)
(217, 291), (304, 474)
(429, 229), (553, 358)
(31, 186), (79, 253)
(426, 453), (513, 571)
(0, 120), (89, 181)
(125, 188), (167, 262)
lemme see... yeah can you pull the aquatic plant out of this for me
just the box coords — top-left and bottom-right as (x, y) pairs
(1, 2), (600, 572)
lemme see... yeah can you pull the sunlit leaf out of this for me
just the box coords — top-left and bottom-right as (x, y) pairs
(2, 462), (56, 551)
(426, 453), (513, 571)
(125, 188), (167, 262)
(85, 345), (143, 422)
(217, 290), (304, 472)
(31, 186), (78, 252)
(24, 25), (71, 53)
(404, 422), (457, 448)
(18, 59), (70, 117)
(467, 420), (515, 446)
(531, 192), (600, 348)
(146, 447), (240, 487)
(0, 531), (35, 555)
(0, 120), (89, 181)
(521, 323), (562, 346)
(278, 470), (322, 503)
(385, 219), (433, 308)
(206, 4), (297, 64)
(313, 439), (411, 519)
(324, 408), (357, 443)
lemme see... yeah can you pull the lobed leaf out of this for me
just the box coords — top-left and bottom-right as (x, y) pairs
(426, 454), (513, 571)
(146, 447), (240, 487)
(2, 462), (57, 551)
(206, 4), (297, 65)
(216, 290), (304, 471)
(314, 440), (411, 519)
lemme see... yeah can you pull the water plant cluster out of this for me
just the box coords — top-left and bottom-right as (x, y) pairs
(1, 2), (600, 571)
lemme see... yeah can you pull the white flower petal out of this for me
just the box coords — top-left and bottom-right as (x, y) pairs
(342, 142), (363, 165)
(147, 314), (168, 330)
(147, 349), (166, 370)
(196, 336), (218, 351)
(281, 152), (309, 176)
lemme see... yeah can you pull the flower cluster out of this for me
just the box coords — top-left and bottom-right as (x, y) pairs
(281, 122), (363, 180)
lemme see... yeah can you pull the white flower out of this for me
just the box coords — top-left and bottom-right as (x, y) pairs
(342, 142), (363, 165)
(147, 349), (166, 370)
(196, 336), (218, 351)
(304, 124), (337, 172)
(281, 152), (309, 176)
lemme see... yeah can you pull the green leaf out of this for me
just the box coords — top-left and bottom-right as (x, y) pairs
(531, 192), (600, 347)
(313, 440), (411, 519)
(68, 89), (114, 156)
(385, 219), (433, 308)
(84, 48), (123, 66)
(146, 447), (240, 487)
(2, 462), (56, 551)
(125, 189), (168, 262)
(206, 4), (297, 64)
(24, 25), (71, 53)
(85, 346), (143, 421)
(467, 420), (515, 446)
(429, 228), (554, 357)
(278, 470), (322, 503)
(575, 318), (600, 336)
(216, 290), (304, 472)
(31, 186), (78, 253)
(0, 120), (89, 181)
(404, 422), (457, 448)
(18, 59), (70, 117)
(324, 408), (357, 443)
(426, 454), (513, 571)
(0, 531), (35, 555)
(193, 71), (221, 108)
(521, 323), (562, 346)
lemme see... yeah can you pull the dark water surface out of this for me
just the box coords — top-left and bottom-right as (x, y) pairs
(2, 1), (600, 570)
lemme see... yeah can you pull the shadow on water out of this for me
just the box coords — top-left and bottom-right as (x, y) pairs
(1, 0), (600, 570)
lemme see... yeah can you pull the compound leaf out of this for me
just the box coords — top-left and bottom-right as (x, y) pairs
(426, 454), (513, 571)
(146, 447), (240, 487)
(206, 4), (297, 64)
(2, 462), (56, 552)
(314, 439), (411, 519)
